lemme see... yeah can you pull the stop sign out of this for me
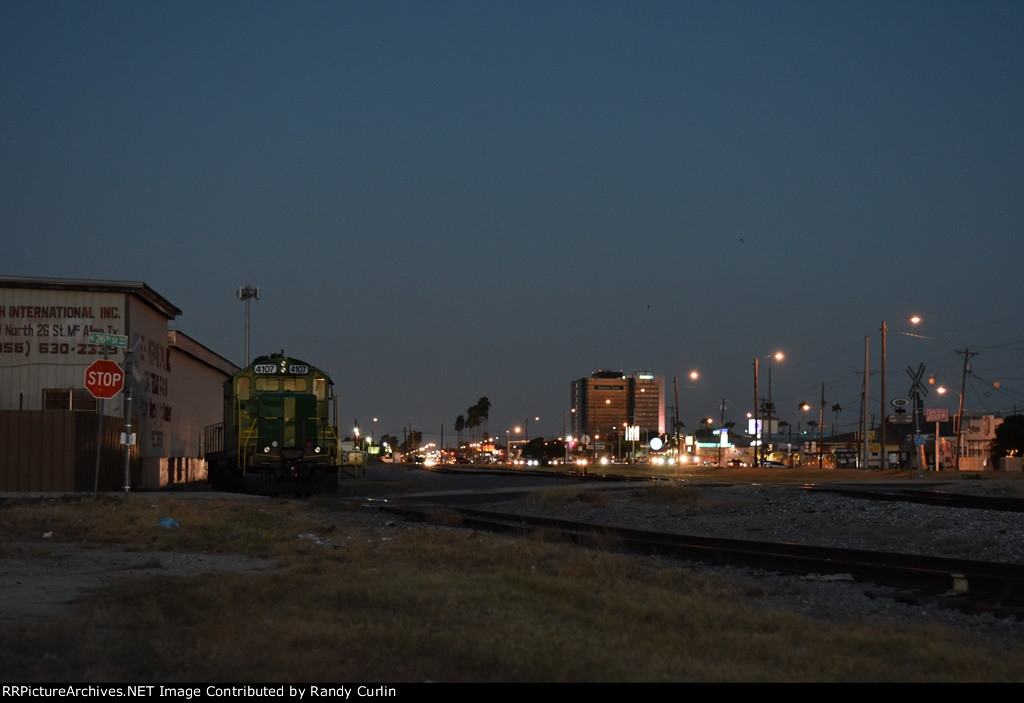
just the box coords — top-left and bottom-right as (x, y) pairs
(84, 359), (125, 399)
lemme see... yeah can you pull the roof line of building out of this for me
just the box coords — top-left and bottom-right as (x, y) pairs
(0, 275), (182, 320)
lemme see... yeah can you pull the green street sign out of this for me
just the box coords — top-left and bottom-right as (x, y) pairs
(88, 332), (128, 348)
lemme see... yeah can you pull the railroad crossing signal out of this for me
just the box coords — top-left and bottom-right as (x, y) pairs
(907, 363), (928, 398)
(84, 359), (125, 399)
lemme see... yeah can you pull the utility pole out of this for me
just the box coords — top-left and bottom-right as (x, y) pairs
(880, 321), (887, 469)
(673, 376), (680, 461)
(819, 383), (825, 470)
(862, 336), (870, 469)
(753, 358), (759, 467)
(955, 348), (977, 470)
(718, 398), (726, 467)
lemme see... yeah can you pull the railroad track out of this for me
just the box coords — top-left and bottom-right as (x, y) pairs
(370, 500), (1024, 621)
(804, 485), (1024, 512)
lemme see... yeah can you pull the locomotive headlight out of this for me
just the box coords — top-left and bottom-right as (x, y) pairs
(272, 441), (278, 447)
(314, 446), (321, 454)
(263, 446), (271, 453)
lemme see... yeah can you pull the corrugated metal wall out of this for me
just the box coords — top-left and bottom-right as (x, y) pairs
(0, 410), (137, 491)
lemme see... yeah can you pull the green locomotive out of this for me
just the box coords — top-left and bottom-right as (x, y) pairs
(205, 352), (341, 494)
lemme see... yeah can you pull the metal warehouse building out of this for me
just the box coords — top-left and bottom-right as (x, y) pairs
(0, 276), (237, 491)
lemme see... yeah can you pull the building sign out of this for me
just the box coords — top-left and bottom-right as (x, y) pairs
(835, 448), (858, 468)
(1, 287), (176, 454)
(0, 289), (125, 364)
(925, 407), (949, 423)
(965, 415), (1002, 441)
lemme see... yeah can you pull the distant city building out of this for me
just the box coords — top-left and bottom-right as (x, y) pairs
(631, 371), (665, 438)
(571, 370), (665, 449)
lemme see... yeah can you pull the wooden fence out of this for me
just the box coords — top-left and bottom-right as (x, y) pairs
(0, 410), (138, 492)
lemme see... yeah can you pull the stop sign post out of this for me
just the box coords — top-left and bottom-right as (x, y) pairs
(85, 359), (125, 399)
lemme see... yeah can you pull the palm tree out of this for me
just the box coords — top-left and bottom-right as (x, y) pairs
(454, 415), (466, 446)
(474, 397), (491, 430)
(831, 403), (843, 434)
(465, 397), (491, 439)
(466, 406), (481, 439)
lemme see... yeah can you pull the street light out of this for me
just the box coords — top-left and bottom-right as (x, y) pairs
(936, 386), (952, 471)
(506, 427), (522, 463)
(525, 416), (539, 442)
(937, 381), (973, 472)
(510, 426), (523, 462)
(880, 315), (922, 471)
(753, 351), (784, 466)
(673, 370), (700, 464)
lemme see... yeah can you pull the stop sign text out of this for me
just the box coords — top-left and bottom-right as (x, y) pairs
(84, 359), (125, 399)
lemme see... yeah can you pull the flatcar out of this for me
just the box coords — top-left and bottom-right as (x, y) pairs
(204, 351), (341, 494)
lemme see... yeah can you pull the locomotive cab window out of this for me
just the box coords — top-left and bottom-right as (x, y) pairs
(236, 377), (251, 400)
(283, 378), (307, 392)
(313, 377), (327, 400)
(255, 378), (281, 392)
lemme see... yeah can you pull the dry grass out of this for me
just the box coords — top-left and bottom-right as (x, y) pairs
(2, 493), (1024, 682)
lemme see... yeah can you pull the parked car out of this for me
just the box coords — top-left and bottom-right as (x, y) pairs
(758, 461), (789, 468)
(726, 459), (747, 467)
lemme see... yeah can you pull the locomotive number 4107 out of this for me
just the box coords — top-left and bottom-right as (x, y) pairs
(254, 363), (309, 375)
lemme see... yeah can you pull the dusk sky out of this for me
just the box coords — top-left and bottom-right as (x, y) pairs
(4, 1), (1023, 444)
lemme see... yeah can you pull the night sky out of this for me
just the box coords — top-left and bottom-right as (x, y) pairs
(4, 1), (1023, 444)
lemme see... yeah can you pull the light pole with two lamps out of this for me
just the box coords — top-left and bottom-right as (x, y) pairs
(753, 351), (784, 467)
(237, 284), (260, 365)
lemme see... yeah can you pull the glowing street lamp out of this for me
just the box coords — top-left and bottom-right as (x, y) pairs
(881, 315), (922, 470)
(799, 401), (810, 435)
(525, 416), (539, 442)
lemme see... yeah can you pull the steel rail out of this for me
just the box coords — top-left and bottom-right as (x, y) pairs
(372, 501), (1024, 616)
(804, 486), (1024, 512)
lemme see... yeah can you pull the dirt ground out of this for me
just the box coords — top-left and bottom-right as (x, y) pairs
(0, 541), (278, 621)
(3, 465), (1021, 622)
